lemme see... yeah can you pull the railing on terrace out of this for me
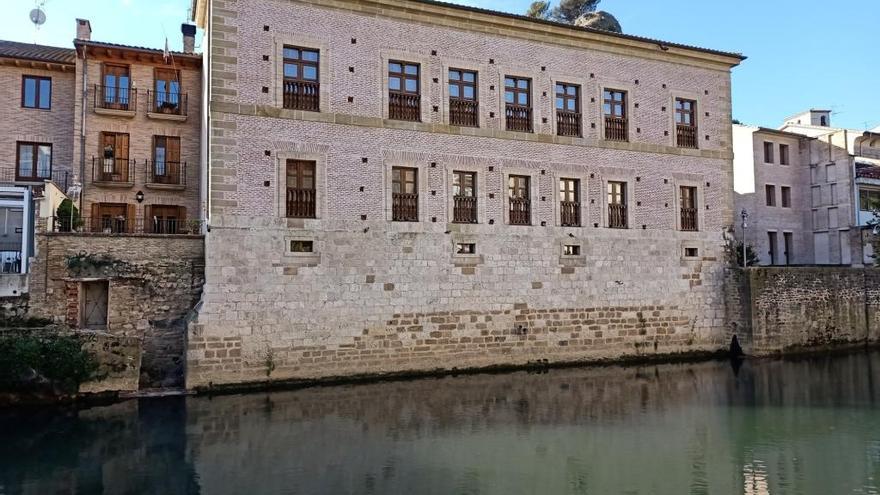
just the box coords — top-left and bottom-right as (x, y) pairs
(0, 167), (69, 192)
(286, 188), (317, 218)
(146, 90), (188, 116)
(560, 201), (581, 227)
(283, 80), (320, 112)
(92, 157), (132, 184)
(392, 193), (419, 222)
(604, 116), (628, 142)
(50, 216), (203, 235)
(146, 160), (186, 186)
(676, 125), (698, 149)
(680, 207), (698, 231)
(389, 91), (421, 121)
(608, 203), (628, 229)
(0, 243), (22, 275)
(453, 196), (477, 223)
(94, 85), (137, 111)
(557, 111), (582, 137)
(450, 100), (479, 127)
(505, 104), (532, 133)
(509, 197), (531, 225)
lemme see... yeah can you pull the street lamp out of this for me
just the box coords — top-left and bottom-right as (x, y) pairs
(740, 209), (749, 269)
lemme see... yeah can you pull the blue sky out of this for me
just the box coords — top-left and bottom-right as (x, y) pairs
(6, 0), (879, 130)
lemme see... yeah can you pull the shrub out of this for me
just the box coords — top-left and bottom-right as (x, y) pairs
(0, 333), (98, 394)
(55, 199), (82, 232)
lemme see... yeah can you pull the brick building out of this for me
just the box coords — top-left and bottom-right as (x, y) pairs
(188, 0), (745, 387)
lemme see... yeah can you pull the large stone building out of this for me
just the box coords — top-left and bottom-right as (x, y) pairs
(734, 110), (880, 266)
(188, 0), (744, 387)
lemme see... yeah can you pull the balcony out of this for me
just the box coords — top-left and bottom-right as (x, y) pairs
(283, 80), (320, 112)
(146, 160), (186, 190)
(453, 196), (477, 223)
(392, 193), (419, 222)
(146, 91), (188, 121)
(604, 116), (628, 142)
(560, 201), (580, 227)
(556, 111), (582, 138)
(94, 85), (137, 117)
(449, 100), (479, 127)
(505, 104), (532, 133)
(0, 243), (22, 275)
(389, 92), (421, 122)
(92, 157), (133, 187)
(52, 216), (202, 235)
(286, 188), (317, 218)
(608, 203), (628, 229)
(0, 167), (70, 193)
(680, 207), (698, 231)
(509, 197), (531, 225)
(676, 125), (698, 149)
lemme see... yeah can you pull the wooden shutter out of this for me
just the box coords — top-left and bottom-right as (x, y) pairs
(90, 203), (100, 232)
(116, 134), (129, 160)
(144, 205), (153, 234)
(127, 204), (136, 233)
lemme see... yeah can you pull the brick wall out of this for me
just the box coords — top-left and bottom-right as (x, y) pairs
(189, 0), (742, 388)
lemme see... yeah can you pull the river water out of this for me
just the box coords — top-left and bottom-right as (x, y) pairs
(2, 352), (880, 494)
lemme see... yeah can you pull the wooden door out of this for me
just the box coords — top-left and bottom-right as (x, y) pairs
(92, 203), (128, 233)
(81, 281), (109, 329)
(148, 205), (184, 233)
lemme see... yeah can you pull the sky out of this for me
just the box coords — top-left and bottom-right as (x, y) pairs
(5, 0), (879, 130)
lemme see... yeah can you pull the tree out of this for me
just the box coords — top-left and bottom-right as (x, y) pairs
(55, 199), (81, 233)
(551, 0), (600, 24)
(526, 1), (551, 19)
(734, 242), (759, 268)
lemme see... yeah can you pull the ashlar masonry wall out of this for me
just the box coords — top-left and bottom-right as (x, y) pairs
(188, 0), (742, 388)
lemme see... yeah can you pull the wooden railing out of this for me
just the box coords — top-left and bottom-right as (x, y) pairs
(604, 116), (628, 142)
(560, 201), (580, 227)
(680, 207), (698, 231)
(392, 193), (419, 222)
(453, 196), (477, 223)
(509, 197), (531, 225)
(506, 104), (533, 133)
(557, 111), (582, 137)
(676, 125), (698, 149)
(450, 100), (479, 127)
(286, 188), (317, 218)
(95, 85), (136, 111)
(389, 92), (421, 121)
(92, 157), (132, 184)
(608, 203), (628, 229)
(283, 80), (320, 112)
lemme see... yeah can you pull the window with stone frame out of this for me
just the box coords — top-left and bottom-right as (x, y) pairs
(763, 142), (774, 163)
(603, 89), (628, 142)
(508, 175), (531, 225)
(555, 83), (581, 137)
(505, 77), (532, 133)
(559, 178), (580, 227)
(674, 98), (697, 148)
(607, 181), (628, 228)
(286, 160), (316, 218)
(388, 61), (420, 121)
(779, 144), (790, 165)
(282, 46), (320, 111)
(452, 170), (477, 223)
(765, 184), (776, 207)
(448, 69), (478, 127)
(392, 166), (419, 222)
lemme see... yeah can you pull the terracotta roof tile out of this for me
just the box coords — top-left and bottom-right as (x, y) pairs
(0, 40), (76, 65)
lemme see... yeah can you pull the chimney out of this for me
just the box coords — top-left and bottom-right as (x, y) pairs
(182, 23), (196, 54)
(76, 19), (92, 41)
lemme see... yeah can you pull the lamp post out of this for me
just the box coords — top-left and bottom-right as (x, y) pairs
(740, 209), (749, 269)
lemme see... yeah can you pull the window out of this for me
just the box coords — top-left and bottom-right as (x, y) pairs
(783, 232), (793, 265)
(392, 167), (418, 222)
(607, 181), (628, 229)
(859, 189), (880, 211)
(675, 98), (697, 148)
(811, 186), (822, 207)
(286, 160), (316, 218)
(765, 185), (776, 207)
(153, 69), (182, 114)
(505, 77), (532, 132)
(22, 76), (51, 109)
(555, 83), (581, 137)
(781, 186), (791, 208)
(768, 232), (778, 265)
(151, 136), (181, 185)
(830, 184), (838, 204)
(779, 144), (790, 165)
(452, 171), (477, 223)
(290, 240), (314, 253)
(563, 245), (581, 256)
(828, 208), (839, 229)
(100, 64), (131, 110)
(826, 164), (836, 182)
(455, 243), (476, 255)
(146, 205), (185, 234)
(680, 186), (698, 231)
(282, 46), (319, 111)
(508, 175), (531, 225)
(97, 133), (130, 183)
(763, 142), (774, 163)
(559, 178), (580, 227)
(684, 247), (700, 258)
(603, 89), (627, 141)
(16, 142), (52, 181)
(820, 115), (828, 127)
(449, 69), (478, 127)
(388, 61), (420, 121)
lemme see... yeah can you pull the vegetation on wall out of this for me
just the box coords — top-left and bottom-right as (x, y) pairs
(65, 252), (132, 277)
(525, 0), (622, 33)
(0, 333), (98, 394)
(734, 242), (760, 268)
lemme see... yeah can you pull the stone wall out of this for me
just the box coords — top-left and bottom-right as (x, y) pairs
(747, 267), (880, 353)
(28, 232), (204, 387)
(0, 293), (29, 323)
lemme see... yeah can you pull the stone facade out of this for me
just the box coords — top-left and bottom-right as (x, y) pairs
(28, 231), (205, 387)
(188, 0), (744, 387)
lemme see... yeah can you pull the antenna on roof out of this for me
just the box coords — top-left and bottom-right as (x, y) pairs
(30, 1), (47, 42)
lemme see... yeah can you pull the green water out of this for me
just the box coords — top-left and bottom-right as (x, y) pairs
(2, 352), (880, 494)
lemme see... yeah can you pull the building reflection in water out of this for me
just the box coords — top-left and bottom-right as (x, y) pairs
(1, 352), (880, 494)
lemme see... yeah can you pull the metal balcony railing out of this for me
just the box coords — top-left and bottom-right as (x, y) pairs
(146, 160), (186, 186)
(560, 201), (581, 227)
(449, 99), (479, 127)
(509, 197), (531, 225)
(392, 193), (419, 222)
(608, 203), (628, 229)
(453, 195), (477, 223)
(676, 125), (698, 149)
(147, 90), (188, 116)
(389, 92), (421, 121)
(94, 84), (136, 112)
(506, 104), (532, 133)
(92, 157), (132, 184)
